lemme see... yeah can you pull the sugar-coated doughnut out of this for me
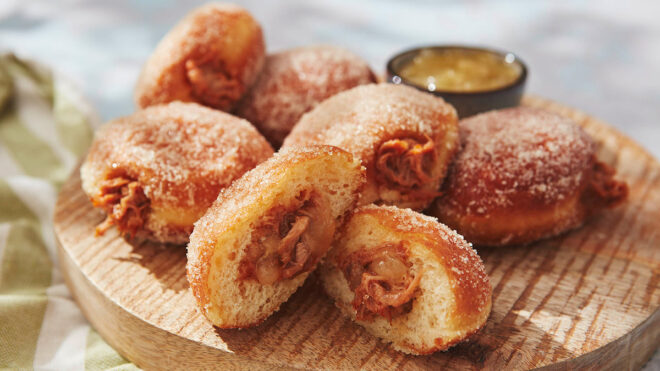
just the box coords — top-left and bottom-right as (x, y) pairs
(282, 83), (459, 210)
(234, 45), (376, 147)
(429, 107), (628, 246)
(134, 3), (265, 111)
(320, 205), (492, 355)
(81, 102), (273, 244)
(187, 145), (365, 328)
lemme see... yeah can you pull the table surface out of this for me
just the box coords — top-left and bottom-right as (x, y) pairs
(1, 0), (658, 369)
(53, 96), (660, 371)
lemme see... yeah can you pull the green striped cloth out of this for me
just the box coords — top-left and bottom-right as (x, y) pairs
(0, 54), (139, 370)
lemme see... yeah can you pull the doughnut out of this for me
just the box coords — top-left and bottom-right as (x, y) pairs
(320, 205), (492, 354)
(234, 45), (376, 147)
(134, 3), (265, 111)
(80, 101), (273, 244)
(282, 83), (459, 210)
(429, 107), (628, 247)
(186, 145), (365, 328)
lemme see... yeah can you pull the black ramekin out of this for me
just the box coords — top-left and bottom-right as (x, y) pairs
(386, 45), (528, 118)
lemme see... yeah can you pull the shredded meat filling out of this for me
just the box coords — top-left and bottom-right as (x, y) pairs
(239, 193), (334, 285)
(340, 242), (420, 322)
(587, 158), (628, 208)
(376, 135), (437, 191)
(185, 57), (242, 109)
(93, 175), (149, 238)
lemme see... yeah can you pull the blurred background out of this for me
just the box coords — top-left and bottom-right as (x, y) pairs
(0, 0), (658, 158)
(0, 1), (658, 369)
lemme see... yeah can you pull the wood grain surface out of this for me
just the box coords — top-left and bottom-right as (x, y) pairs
(54, 96), (660, 370)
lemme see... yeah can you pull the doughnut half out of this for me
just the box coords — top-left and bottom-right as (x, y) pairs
(134, 3), (265, 111)
(282, 83), (459, 210)
(320, 205), (492, 354)
(429, 107), (628, 246)
(187, 145), (366, 328)
(80, 101), (273, 244)
(234, 45), (376, 147)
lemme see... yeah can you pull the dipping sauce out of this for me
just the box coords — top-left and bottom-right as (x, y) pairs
(398, 48), (522, 93)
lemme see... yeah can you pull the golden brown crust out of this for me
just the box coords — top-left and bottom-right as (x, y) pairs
(323, 204), (492, 354)
(134, 3), (265, 111)
(186, 145), (365, 327)
(348, 205), (492, 325)
(282, 83), (459, 210)
(234, 45), (376, 147)
(391, 325), (484, 355)
(429, 107), (628, 246)
(81, 101), (273, 244)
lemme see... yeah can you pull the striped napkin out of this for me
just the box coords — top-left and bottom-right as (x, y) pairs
(0, 54), (138, 370)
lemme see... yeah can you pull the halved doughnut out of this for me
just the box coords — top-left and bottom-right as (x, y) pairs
(80, 101), (273, 244)
(282, 83), (459, 210)
(187, 145), (365, 328)
(429, 107), (628, 246)
(234, 45), (376, 147)
(320, 205), (492, 354)
(134, 3), (265, 111)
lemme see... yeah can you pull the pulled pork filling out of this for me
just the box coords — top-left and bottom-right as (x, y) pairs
(340, 242), (420, 322)
(376, 135), (437, 193)
(238, 192), (335, 285)
(185, 57), (242, 109)
(586, 158), (628, 208)
(93, 175), (149, 238)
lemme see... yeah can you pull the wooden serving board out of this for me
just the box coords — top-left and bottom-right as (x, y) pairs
(54, 96), (660, 370)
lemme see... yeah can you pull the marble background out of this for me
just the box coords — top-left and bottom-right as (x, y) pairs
(1, 0), (658, 368)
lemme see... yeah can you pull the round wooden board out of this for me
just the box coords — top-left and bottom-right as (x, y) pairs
(54, 96), (660, 370)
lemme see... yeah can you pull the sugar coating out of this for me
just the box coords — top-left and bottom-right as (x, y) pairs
(443, 107), (594, 215)
(356, 204), (491, 314)
(282, 83), (459, 209)
(186, 145), (365, 327)
(82, 101), (273, 210)
(191, 145), (361, 244)
(235, 45), (376, 146)
(284, 83), (456, 159)
(134, 3), (265, 110)
(321, 204), (492, 354)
